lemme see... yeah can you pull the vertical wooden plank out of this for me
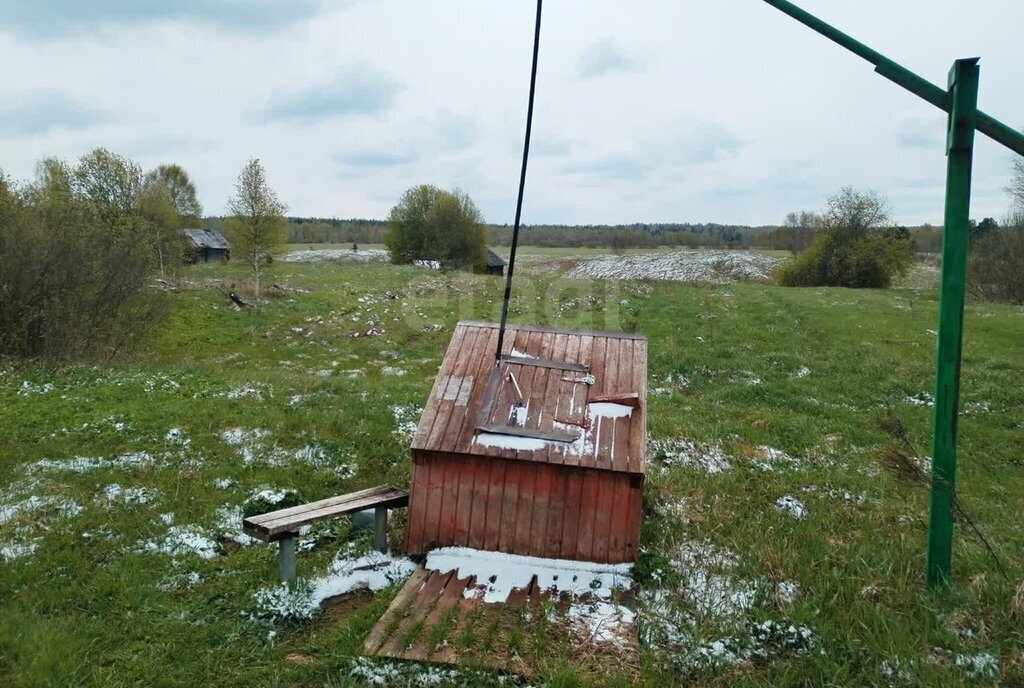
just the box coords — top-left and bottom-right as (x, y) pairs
(405, 452), (431, 555)
(513, 466), (537, 555)
(529, 465), (552, 557)
(612, 338), (633, 473)
(565, 335), (597, 468)
(420, 326), (475, 454)
(466, 457), (488, 549)
(623, 479), (643, 562)
(457, 325), (500, 455)
(544, 466), (567, 558)
(627, 338), (648, 475)
(498, 460), (521, 553)
(436, 455), (460, 548)
(412, 325), (469, 450)
(576, 470), (600, 561)
(363, 567), (429, 654)
(429, 325), (484, 453)
(422, 455), (447, 550)
(606, 475), (629, 563)
(452, 456), (476, 547)
(535, 333), (569, 465)
(378, 570), (452, 658)
(594, 337), (620, 471)
(591, 472), (612, 563)
(483, 459), (507, 552)
(559, 469), (584, 560)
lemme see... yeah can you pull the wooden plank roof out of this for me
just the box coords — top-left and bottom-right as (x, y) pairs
(182, 228), (230, 250)
(412, 321), (647, 474)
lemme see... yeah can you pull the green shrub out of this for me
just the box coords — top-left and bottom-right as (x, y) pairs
(0, 155), (168, 361)
(968, 220), (1024, 304)
(776, 187), (914, 288)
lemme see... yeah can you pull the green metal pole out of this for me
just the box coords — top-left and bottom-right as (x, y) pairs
(926, 58), (979, 589)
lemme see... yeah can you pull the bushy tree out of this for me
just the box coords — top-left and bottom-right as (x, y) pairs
(225, 158), (287, 299)
(776, 187), (914, 288)
(144, 163), (202, 226)
(0, 152), (167, 361)
(969, 209), (1024, 304)
(138, 180), (181, 277)
(385, 185), (487, 271)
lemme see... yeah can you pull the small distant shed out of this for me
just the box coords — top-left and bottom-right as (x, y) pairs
(406, 321), (647, 564)
(183, 228), (230, 263)
(485, 248), (506, 276)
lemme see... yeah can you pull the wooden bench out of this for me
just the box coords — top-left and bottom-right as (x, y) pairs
(242, 485), (409, 584)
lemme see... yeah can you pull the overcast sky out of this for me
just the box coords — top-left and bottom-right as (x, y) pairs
(1, 0), (1022, 226)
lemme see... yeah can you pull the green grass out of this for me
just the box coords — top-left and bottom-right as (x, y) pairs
(1, 257), (1022, 687)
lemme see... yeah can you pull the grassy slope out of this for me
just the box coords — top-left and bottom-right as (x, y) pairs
(0, 258), (1021, 687)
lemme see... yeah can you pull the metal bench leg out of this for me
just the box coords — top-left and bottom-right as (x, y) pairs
(374, 507), (388, 553)
(278, 534), (296, 585)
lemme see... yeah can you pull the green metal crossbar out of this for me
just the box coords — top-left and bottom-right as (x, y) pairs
(760, 0), (1023, 588)
(762, 0), (1024, 156)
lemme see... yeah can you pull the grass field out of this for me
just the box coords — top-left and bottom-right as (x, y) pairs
(1, 254), (1021, 687)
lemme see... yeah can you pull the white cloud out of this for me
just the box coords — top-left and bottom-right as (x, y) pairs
(0, 0), (1021, 225)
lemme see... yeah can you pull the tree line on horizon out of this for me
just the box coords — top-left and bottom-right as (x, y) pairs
(255, 213), (968, 253)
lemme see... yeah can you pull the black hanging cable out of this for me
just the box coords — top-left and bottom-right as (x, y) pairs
(495, 0), (543, 362)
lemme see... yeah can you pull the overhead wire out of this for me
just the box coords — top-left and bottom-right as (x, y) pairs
(495, 0), (543, 362)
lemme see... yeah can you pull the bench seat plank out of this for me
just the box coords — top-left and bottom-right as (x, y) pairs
(243, 485), (409, 541)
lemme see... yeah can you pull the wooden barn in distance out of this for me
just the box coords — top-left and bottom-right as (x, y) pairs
(406, 321), (647, 564)
(484, 248), (506, 276)
(182, 228), (230, 263)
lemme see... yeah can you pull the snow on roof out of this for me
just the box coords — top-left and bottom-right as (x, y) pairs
(182, 228), (230, 250)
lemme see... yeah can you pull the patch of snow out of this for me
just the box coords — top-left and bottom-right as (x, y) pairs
(427, 547), (632, 604)
(474, 432), (547, 452)
(390, 405), (421, 442)
(587, 402), (634, 419)
(293, 444), (331, 468)
(651, 437), (732, 475)
(775, 495), (807, 520)
(248, 488), (290, 504)
(250, 550), (417, 624)
(955, 652), (999, 680)
(1, 539), (39, 560)
(25, 451), (155, 474)
(793, 366), (811, 379)
(19, 380), (56, 396)
(568, 599), (636, 647)
(219, 427), (277, 465)
(380, 366), (406, 377)
(160, 570), (203, 591)
(226, 385), (263, 400)
(165, 428), (190, 446)
(215, 505), (259, 546)
(906, 392), (934, 408)
(775, 580), (799, 605)
(279, 248), (389, 264)
(98, 484), (156, 506)
(213, 478), (236, 490)
(142, 525), (218, 559)
(751, 445), (802, 472)
(0, 495), (83, 525)
(567, 250), (781, 284)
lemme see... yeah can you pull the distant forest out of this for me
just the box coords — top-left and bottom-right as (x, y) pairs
(204, 215), (944, 253)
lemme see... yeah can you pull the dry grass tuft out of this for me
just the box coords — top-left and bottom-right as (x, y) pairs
(879, 447), (929, 486)
(1013, 582), (1024, 620)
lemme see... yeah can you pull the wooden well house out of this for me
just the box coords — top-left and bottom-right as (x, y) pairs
(406, 321), (647, 564)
